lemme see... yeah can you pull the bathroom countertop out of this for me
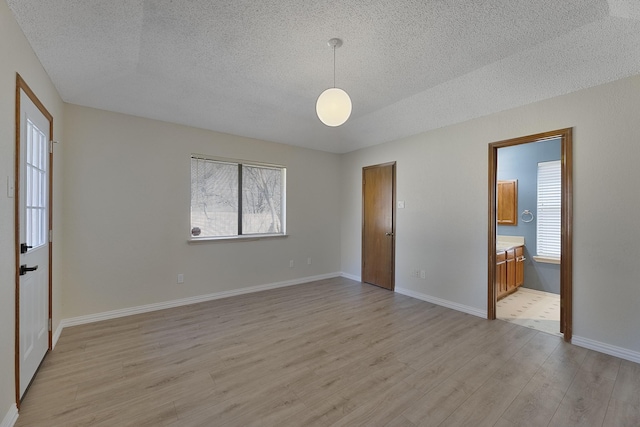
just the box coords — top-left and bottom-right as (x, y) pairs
(496, 235), (525, 252)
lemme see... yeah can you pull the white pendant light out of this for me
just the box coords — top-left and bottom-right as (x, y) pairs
(316, 38), (352, 127)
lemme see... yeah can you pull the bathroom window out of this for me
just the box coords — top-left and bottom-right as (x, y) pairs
(536, 160), (561, 259)
(190, 156), (286, 239)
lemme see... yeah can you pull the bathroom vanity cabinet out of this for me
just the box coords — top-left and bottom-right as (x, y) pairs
(496, 245), (524, 299)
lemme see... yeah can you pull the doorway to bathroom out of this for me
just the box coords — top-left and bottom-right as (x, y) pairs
(487, 129), (573, 341)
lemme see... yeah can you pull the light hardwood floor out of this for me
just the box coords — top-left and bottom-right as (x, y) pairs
(16, 277), (640, 426)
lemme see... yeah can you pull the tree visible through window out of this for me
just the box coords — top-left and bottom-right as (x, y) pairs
(191, 156), (285, 238)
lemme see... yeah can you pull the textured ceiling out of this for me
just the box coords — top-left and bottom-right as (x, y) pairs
(7, 0), (640, 153)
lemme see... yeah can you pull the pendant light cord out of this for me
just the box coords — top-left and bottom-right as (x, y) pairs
(333, 45), (336, 88)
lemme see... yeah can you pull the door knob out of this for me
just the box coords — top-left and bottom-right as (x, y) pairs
(19, 264), (38, 276)
(20, 243), (33, 254)
(385, 232), (394, 236)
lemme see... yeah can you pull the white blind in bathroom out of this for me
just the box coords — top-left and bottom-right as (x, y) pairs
(537, 160), (561, 258)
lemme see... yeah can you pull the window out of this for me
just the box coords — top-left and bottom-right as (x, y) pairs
(536, 160), (561, 259)
(190, 156), (286, 239)
(26, 118), (48, 249)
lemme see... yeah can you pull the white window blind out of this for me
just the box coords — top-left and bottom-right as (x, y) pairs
(537, 160), (561, 258)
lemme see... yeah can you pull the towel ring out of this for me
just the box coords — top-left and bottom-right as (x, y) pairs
(521, 210), (534, 223)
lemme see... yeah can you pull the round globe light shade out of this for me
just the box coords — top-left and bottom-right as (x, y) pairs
(316, 87), (352, 127)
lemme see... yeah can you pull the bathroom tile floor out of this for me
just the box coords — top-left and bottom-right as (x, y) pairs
(497, 287), (561, 336)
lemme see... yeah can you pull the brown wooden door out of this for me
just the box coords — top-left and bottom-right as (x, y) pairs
(362, 162), (395, 290)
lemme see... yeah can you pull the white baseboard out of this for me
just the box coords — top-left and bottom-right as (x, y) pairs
(340, 272), (361, 282)
(1, 404), (18, 427)
(337, 275), (487, 319)
(572, 335), (640, 364)
(395, 287), (487, 318)
(60, 272), (341, 328)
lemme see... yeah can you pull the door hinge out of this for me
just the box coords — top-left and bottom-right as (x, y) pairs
(48, 319), (52, 332)
(49, 140), (53, 153)
(49, 230), (53, 242)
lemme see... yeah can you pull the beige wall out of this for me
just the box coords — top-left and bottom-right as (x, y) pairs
(60, 105), (341, 318)
(341, 74), (640, 354)
(0, 0), (64, 416)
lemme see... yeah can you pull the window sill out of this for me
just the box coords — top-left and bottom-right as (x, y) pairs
(533, 255), (560, 265)
(188, 234), (288, 244)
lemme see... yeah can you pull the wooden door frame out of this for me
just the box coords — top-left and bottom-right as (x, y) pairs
(15, 73), (54, 406)
(362, 162), (396, 290)
(487, 128), (573, 342)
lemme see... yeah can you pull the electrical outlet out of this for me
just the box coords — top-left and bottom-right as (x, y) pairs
(177, 273), (184, 284)
(420, 270), (426, 279)
(289, 260), (294, 268)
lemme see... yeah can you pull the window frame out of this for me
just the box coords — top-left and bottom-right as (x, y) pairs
(189, 154), (287, 242)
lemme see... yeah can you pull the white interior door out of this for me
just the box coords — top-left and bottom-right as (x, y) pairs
(19, 88), (51, 398)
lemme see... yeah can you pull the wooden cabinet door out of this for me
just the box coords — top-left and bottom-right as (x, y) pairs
(496, 251), (507, 298)
(515, 246), (524, 287)
(497, 180), (517, 225)
(506, 249), (516, 291)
